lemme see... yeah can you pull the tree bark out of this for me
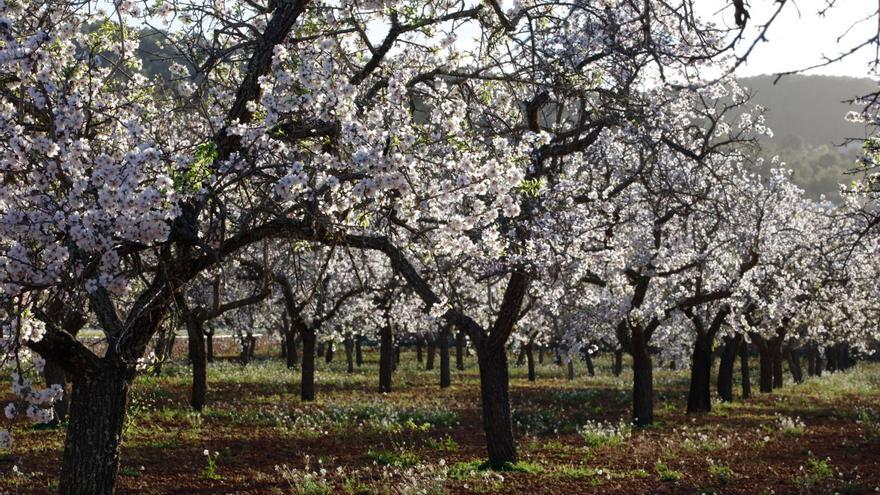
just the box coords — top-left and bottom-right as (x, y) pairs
(344, 336), (355, 373)
(301, 328), (316, 401)
(807, 347), (817, 377)
(566, 359), (575, 380)
(43, 359), (70, 424)
(584, 352), (595, 377)
(526, 340), (536, 382)
(772, 347), (784, 389)
(325, 342), (334, 364)
(785, 348), (803, 384)
(285, 333), (298, 368)
(59, 363), (131, 495)
(631, 330), (654, 426)
(416, 337), (424, 365)
(477, 341), (516, 468)
(456, 331), (466, 370)
(613, 350), (623, 376)
(538, 346), (544, 364)
(204, 328), (213, 364)
(739, 339), (751, 399)
(440, 326), (451, 389)
(379, 325), (393, 393)
(717, 335), (741, 402)
(687, 331), (714, 413)
(355, 336), (363, 367)
(186, 318), (207, 411)
(758, 346), (774, 393)
(426, 338), (436, 371)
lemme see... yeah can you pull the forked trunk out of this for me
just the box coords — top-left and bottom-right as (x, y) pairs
(59, 363), (131, 495)
(301, 328), (316, 401)
(477, 341), (516, 467)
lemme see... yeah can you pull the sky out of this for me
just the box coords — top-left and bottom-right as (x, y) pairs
(697, 0), (879, 79)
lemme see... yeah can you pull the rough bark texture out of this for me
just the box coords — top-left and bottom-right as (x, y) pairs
(379, 325), (393, 393)
(687, 331), (714, 413)
(477, 342), (516, 467)
(301, 328), (316, 401)
(59, 363), (131, 495)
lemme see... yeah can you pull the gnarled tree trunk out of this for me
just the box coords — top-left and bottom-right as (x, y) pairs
(59, 363), (132, 495)
(477, 341), (516, 467)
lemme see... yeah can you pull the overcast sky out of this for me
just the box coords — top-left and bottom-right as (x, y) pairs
(698, 0), (878, 78)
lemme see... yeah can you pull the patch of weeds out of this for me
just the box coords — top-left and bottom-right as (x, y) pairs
(708, 461), (734, 485)
(424, 435), (459, 452)
(655, 461), (682, 482)
(201, 449), (222, 480)
(792, 457), (833, 488)
(577, 419), (632, 447)
(512, 409), (564, 435)
(775, 414), (806, 437)
(856, 407), (880, 441)
(629, 468), (650, 478)
(366, 448), (420, 467)
(119, 467), (142, 478)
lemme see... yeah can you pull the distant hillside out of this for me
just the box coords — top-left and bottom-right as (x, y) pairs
(736, 74), (878, 199)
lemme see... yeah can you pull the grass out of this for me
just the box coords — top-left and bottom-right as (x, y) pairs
(1, 348), (879, 494)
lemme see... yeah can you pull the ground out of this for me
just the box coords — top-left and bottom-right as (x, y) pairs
(2, 342), (879, 494)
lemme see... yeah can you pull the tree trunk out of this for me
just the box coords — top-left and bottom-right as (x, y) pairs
(758, 347), (774, 393)
(43, 359), (70, 424)
(739, 340), (751, 399)
(785, 348), (803, 384)
(325, 342), (334, 364)
(440, 326), (451, 389)
(631, 331), (654, 426)
(426, 338), (436, 371)
(317, 343), (325, 358)
(516, 345), (526, 366)
(566, 359), (574, 381)
(613, 350), (623, 376)
(416, 337), (424, 365)
(456, 331), (466, 370)
(538, 346), (544, 364)
(526, 340), (536, 381)
(807, 347), (817, 377)
(344, 337), (354, 373)
(584, 352), (595, 377)
(187, 318), (207, 411)
(301, 328), (316, 401)
(687, 331), (714, 413)
(355, 336), (363, 367)
(285, 333), (298, 369)
(476, 341), (516, 468)
(717, 335), (741, 402)
(59, 363), (131, 495)
(393, 344), (400, 371)
(379, 325), (393, 393)
(204, 330), (213, 364)
(772, 347), (784, 389)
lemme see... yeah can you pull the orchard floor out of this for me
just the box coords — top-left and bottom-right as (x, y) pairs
(2, 346), (880, 494)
